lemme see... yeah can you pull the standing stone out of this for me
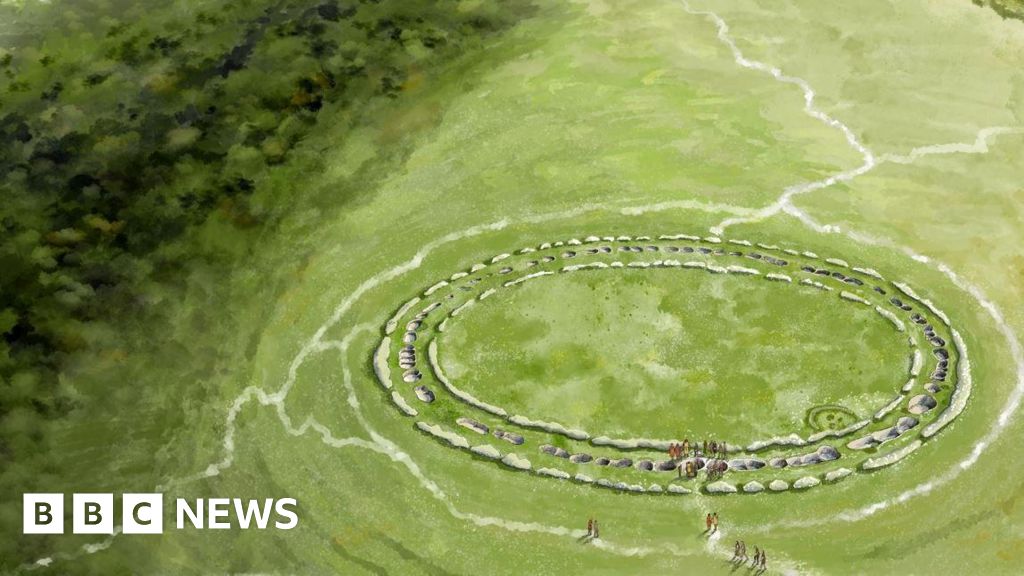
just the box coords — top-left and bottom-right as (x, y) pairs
(793, 476), (821, 489)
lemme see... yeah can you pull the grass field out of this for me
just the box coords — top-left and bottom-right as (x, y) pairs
(11, 0), (1024, 574)
(440, 265), (906, 443)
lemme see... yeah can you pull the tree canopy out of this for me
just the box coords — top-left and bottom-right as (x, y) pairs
(0, 0), (529, 567)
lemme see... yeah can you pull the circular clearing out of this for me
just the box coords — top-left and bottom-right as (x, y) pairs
(439, 268), (904, 444)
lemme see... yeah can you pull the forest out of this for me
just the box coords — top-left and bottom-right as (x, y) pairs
(0, 0), (530, 566)
(976, 0), (1024, 20)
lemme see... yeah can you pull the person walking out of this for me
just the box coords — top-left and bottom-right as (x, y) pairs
(705, 513), (712, 532)
(739, 540), (746, 562)
(593, 519), (600, 539)
(732, 540), (741, 561)
(752, 547), (760, 567)
(712, 512), (719, 533)
(587, 518), (593, 537)
(759, 549), (766, 570)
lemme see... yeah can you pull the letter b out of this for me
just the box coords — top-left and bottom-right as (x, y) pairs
(37, 502), (53, 525)
(73, 494), (113, 534)
(85, 502), (102, 525)
(23, 494), (64, 534)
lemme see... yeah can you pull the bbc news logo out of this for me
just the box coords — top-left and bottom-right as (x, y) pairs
(23, 494), (298, 534)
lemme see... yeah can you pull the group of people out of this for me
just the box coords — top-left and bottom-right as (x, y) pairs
(581, 513), (767, 571)
(669, 439), (730, 479)
(667, 439), (729, 461)
(704, 459), (728, 480)
(732, 540), (767, 570)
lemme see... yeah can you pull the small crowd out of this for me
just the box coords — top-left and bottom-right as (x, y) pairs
(711, 514), (768, 571)
(667, 438), (728, 461)
(732, 539), (768, 571)
(580, 513), (768, 571)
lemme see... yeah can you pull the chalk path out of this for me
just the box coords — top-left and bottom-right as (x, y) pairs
(676, 0), (1024, 534)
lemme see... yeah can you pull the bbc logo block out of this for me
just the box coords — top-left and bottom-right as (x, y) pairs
(123, 493), (164, 534)
(23, 494), (63, 534)
(23, 493), (163, 535)
(72, 493), (114, 534)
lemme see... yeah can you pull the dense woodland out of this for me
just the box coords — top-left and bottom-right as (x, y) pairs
(976, 0), (1024, 20)
(0, 0), (529, 566)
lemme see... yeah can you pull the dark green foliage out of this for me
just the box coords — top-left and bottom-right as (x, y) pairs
(974, 0), (1024, 20)
(0, 0), (530, 568)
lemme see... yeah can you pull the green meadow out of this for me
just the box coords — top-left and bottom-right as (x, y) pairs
(440, 264), (906, 444)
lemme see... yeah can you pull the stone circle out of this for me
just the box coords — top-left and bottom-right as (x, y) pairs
(375, 234), (971, 495)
